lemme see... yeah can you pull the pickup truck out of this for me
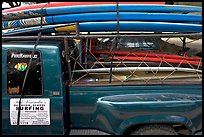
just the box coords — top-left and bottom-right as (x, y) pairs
(2, 37), (202, 135)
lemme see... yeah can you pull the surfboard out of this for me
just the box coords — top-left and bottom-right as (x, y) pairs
(3, 4), (202, 21)
(79, 75), (202, 82)
(97, 55), (202, 66)
(78, 73), (202, 82)
(93, 61), (202, 69)
(2, 12), (202, 30)
(2, 2), (165, 13)
(72, 68), (202, 83)
(93, 61), (158, 67)
(93, 51), (201, 61)
(2, 21), (202, 36)
(72, 67), (202, 73)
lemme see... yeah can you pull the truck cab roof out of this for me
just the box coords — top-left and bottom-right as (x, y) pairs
(2, 40), (63, 49)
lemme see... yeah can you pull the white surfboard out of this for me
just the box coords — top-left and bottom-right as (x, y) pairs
(73, 67), (202, 73)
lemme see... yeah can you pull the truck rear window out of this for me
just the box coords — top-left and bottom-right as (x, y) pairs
(6, 50), (43, 96)
(95, 37), (160, 51)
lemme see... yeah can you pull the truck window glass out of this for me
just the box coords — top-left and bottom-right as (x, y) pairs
(95, 37), (160, 51)
(6, 50), (43, 96)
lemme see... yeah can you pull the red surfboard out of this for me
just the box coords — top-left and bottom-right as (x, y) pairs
(3, 2), (165, 13)
(97, 55), (202, 66)
(93, 51), (201, 61)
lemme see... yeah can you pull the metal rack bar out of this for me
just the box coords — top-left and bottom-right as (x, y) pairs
(3, 33), (202, 40)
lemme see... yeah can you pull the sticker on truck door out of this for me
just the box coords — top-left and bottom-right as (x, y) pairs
(10, 98), (50, 125)
(7, 50), (43, 96)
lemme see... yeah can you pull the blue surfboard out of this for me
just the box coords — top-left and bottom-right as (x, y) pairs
(2, 4), (202, 21)
(2, 21), (202, 36)
(2, 12), (202, 30)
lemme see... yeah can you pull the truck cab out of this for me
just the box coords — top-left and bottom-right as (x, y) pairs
(2, 41), (70, 134)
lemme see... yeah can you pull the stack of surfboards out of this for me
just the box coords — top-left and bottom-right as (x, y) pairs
(2, 2), (202, 35)
(2, 2), (202, 83)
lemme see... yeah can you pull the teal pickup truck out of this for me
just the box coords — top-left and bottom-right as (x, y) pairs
(2, 38), (202, 135)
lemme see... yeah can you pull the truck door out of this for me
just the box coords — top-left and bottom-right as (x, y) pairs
(2, 46), (69, 135)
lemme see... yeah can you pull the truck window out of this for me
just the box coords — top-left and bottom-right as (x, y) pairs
(95, 37), (160, 51)
(6, 50), (43, 96)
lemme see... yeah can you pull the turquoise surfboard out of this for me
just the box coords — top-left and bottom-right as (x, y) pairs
(3, 21), (202, 36)
(2, 4), (202, 21)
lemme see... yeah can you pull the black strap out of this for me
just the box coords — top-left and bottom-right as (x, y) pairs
(15, 3), (47, 135)
(109, 2), (120, 83)
(8, 2), (21, 8)
(116, 2), (120, 37)
(76, 22), (80, 40)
